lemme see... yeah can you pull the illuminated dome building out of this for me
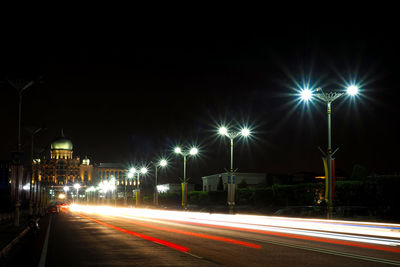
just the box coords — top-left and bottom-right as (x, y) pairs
(50, 134), (73, 159)
(31, 130), (128, 202)
(38, 130), (92, 186)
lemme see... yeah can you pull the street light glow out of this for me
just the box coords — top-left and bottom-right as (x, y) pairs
(74, 183), (81, 190)
(189, 147), (198, 155)
(300, 88), (313, 101)
(129, 167), (136, 174)
(128, 172), (134, 179)
(63, 186), (69, 192)
(140, 167), (148, 174)
(219, 126), (228, 136)
(23, 183), (30, 191)
(241, 128), (250, 137)
(346, 85), (359, 96)
(159, 159), (167, 167)
(174, 147), (182, 154)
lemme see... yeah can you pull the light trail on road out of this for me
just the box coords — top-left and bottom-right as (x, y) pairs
(70, 204), (400, 253)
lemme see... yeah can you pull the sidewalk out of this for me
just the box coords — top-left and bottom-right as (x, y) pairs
(0, 213), (31, 252)
(0, 210), (45, 263)
(0, 214), (50, 267)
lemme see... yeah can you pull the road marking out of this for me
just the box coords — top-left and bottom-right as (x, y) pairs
(38, 216), (52, 267)
(251, 237), (400, 266)
(77, 213), (190, 252)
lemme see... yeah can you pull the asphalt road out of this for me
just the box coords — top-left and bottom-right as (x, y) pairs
(4, 206), (400, 266)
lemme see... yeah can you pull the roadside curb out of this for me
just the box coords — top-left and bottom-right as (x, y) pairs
(0, 226), (30, 259)
(0, 217), (41, 260)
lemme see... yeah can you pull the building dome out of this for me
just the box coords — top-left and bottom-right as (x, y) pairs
(51, 137), (73, 150)
(51, 130), (73, 150)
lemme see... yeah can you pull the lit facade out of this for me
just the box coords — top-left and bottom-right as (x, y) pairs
(95, 163), (128, 186)
(37, 131), (92, 186)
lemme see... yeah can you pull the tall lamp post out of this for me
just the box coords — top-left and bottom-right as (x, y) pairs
(174, 146), (198, 208)
(110, 177), (116, 206)
(63, 186), (69, 203)
(218, 126), (251, 213)
(299, 85), (359, 218)
(74, 183), (81, 203)
(129, 167), (148, 206)
(8, 80), (34, 227)
(127, 172), (134, 205)
(29, 127), (43, 215)
(154, 159), (167, 206)
(8, 80), (35, 152)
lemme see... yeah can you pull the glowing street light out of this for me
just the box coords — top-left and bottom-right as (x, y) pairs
(129, 167), (148, 205)
(154, 159), (168, 206)
(174, 146), (199, 208)
(74, 183), (81, 203)
(85, 186), (96, 204)
(300, 88), (313, 101)
(218, 125), (252, 212)
(124, 171), (134, 205)
(297, 84), (360, 218)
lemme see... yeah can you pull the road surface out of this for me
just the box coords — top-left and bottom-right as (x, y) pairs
(7, 205), (400, 266)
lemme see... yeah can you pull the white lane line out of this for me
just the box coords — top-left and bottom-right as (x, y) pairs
(38, 216), (52, 267)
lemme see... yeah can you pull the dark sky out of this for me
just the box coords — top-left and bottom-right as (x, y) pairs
(1, 24), (399, 184)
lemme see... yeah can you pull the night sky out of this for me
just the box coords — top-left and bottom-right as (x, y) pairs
(1, 24), (399, 184)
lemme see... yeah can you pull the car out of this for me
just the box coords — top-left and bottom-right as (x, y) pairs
(47, 205), (60, 214)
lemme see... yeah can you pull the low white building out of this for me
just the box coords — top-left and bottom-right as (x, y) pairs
(201, 172), (266, 192)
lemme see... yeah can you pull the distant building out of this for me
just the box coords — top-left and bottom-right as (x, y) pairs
(35, 131), (128, 190)
(37, 130), (90, 186)
(201, 172), (266, 192)
(94, 162), (128, 186)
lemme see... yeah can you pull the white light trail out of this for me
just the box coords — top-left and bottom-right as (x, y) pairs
(70, 205), (400, 247)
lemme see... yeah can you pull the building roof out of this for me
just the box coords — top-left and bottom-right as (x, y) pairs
(51, 137), (73, 150)
(95, 163), (127, 169)
(50, 129), (73, 150)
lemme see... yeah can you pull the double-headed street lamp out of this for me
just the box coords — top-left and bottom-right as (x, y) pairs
(154, 159), (167, 206)
(218, 126), (251, 212)
(129, 167), (148, 206)
(174, 146), (198, 208)
(299, 85), (359, 218)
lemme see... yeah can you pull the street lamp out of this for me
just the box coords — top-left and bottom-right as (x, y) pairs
(110, 177), (116, 206)
(29, 127), (43, 215)
(299, 84), (359, 218)
(74, 183), (81, 203)
(63, 186), (69, 202)
(8, 79), (35, 227)
(126, 171), (134, 205)
(154, 159), (168, 206)
(129, 167), (148, 206)
(218, 125), (251, 212)
(85, 186), (96, 204)
(174, 146), (199, 208)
